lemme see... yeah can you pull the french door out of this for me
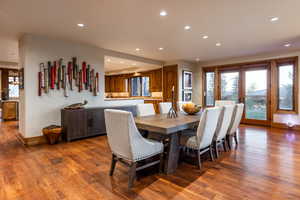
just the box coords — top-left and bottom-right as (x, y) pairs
(218, 65), (271, 125)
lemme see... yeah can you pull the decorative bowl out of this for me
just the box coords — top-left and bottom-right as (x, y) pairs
(182, 102), (201, 115)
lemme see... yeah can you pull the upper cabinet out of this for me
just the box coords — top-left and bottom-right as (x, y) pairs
(105, 75), (128, 93)
(149, 69), (162, 92)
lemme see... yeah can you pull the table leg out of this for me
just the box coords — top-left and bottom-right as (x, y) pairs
(164, 132), (180, 174)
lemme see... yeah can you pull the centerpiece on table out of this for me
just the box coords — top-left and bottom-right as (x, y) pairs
(182, 102), (201, 115)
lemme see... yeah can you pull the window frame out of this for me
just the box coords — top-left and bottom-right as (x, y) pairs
(130, 76), (151, 97)
(275, 58), (298, 113)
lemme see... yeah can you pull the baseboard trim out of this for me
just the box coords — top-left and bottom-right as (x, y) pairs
(16, 133), (46, 146)
(271, 122), (300, 131)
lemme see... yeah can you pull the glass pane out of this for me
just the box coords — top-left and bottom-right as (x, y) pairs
(142, 77), (150, 96)
(220, 72), (239, 102)
(205, 72), (214, 106)
(131, 77), (141, 96)
(279, 65), (294, 110)
(245, 70), (267, 120)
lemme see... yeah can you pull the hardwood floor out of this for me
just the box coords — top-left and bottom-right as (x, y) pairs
(1, 121), (300, 200)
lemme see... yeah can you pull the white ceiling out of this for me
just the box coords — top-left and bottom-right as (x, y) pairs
(1, 0), (300, 63)
(104, 56), (161, 74)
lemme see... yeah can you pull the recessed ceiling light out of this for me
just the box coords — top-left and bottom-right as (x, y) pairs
(184, 25), (191, 30)
(107, 59), (111, 62)
(77, 23), (85, 27)
(270, 17), (279, 22)
(160, 10), (167, 16)
(196, 58), (200, 62)
(216, 42), (221, 47)
(159, 47), (164, 50)
(202, 35), (208, 39)
(284, 43), (291, 47)
(135, 48), (141, 51)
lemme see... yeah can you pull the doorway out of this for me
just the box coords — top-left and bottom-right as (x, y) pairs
(218, 65), (270, 125)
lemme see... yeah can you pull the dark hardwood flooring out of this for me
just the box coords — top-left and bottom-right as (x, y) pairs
(1, 121), (300, 200)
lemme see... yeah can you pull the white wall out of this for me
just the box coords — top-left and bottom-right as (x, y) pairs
(19, 34), (160, 138)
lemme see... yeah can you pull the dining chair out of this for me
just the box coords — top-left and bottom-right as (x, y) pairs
(226, 103), (244, 149)
(104, 109), (164, 189)
(215, 100), (236, 107)
(213, 105), (235, 158)
(136, 103), (156, 117)
(159, 102), (172, 114)
(180, 107), (222, 169)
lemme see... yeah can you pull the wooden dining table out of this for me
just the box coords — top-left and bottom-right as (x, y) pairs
(134, 112), (201, 174)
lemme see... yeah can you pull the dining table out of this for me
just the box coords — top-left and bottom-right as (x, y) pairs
(134, 112), (202, 174)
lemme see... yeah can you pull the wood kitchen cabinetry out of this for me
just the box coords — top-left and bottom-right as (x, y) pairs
(149, 69), (162, 92)
(105, 68), (163, 93)
(105, 75), (128, 93)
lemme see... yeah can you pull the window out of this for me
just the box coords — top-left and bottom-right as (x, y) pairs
(220, 72), (239, 103)
(8, 76), (19, 98)
(278, 63), (295, 111)
(204, 72), (215, 106)
(131, 76), (150, 97)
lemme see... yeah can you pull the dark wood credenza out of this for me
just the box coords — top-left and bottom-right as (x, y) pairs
(61, 105), (137, 141)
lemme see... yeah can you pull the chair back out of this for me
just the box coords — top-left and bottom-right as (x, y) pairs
(214, 105), (235, 141)
(136, 104), (155, 117)
(196, 107), (222, 149)
(104, 109), (143, 161)
(159, 102), (172, 114)
(228, 103), (244, 135)
(215, 100), (235, 107)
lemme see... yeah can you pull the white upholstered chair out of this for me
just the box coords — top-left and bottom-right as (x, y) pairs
(104, 109), (164, 188)
(213, 105), (235, 158)
(180, 107), (222, 169)
(159, 102), (172, 114)
(215, 100), (236, 107)
(226, 103), (244, 149)
(136, 104), (156, 117)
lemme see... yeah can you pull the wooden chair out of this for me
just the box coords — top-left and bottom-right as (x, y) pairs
(104, 109), (164, 189)
(180, 107), (222, 169)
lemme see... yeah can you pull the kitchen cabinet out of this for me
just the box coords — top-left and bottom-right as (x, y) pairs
(149, 69), (162, 92)
(105, 75), (128, 93)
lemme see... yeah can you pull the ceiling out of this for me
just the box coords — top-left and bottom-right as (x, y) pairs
(1, 0), (300, 64)
(104, 56), (161, 75)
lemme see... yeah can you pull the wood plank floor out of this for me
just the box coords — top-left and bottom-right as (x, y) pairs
(1, 121), (300, 200)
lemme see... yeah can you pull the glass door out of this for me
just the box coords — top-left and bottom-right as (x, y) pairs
(220, 71), (240, 103)
(242, 68), (270, 124)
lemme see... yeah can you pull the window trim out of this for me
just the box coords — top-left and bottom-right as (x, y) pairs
(275, 58), (298, 113)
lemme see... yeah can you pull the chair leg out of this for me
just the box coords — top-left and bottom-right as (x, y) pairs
(159, 152), (164, 173)
(214, 141), (219, 159)
(197, 150), (202, 170)
(109, 154), (117, 176)
(128, 162), (137, 189)
(223, 139), (228, 152)
(226, 135), (232, 150)
(234, 132), (238, 146)
(209, 146), (214, 161)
